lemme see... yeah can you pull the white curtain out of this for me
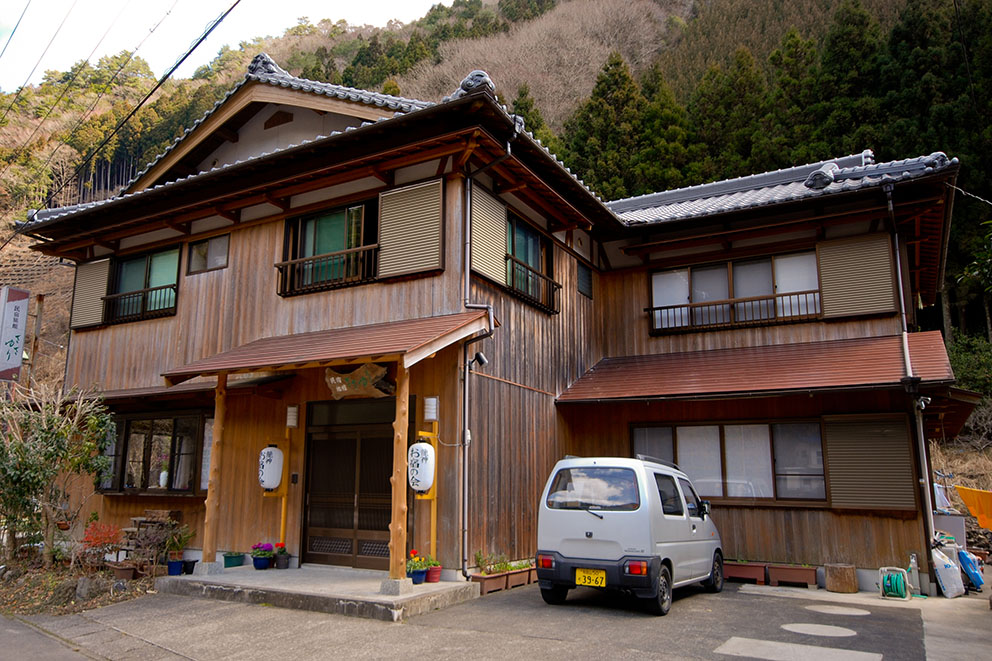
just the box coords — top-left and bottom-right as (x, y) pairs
(724, 425), (773, 497)
(676, 426), (723, 497)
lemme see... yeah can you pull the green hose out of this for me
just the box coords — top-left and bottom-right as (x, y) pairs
(882, 571), (907, 598)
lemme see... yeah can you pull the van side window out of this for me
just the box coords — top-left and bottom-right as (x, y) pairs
(678, 477), (702, 518)
(655, 474), (684, 516)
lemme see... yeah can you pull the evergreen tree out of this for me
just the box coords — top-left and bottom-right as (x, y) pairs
(634, 63), (693, 191)
(511, 84), (560, 153)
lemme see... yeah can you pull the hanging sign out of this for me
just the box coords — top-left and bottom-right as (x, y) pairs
(408, 442), (436, 493)
(258, 445), (284, 490)
(324, 363), (391, 399)
(0, 287), (29, 381)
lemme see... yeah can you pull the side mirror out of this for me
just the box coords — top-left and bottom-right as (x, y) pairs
(698, 500), (711, 519)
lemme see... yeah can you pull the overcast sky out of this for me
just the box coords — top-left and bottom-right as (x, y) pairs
(0, 0), (448, 93)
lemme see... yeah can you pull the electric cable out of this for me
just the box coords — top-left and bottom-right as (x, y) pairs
(0, 0), (32, 67)
(0, 0), (79, 127)
(0, 0), (134, 182)
(0, 0), (243, 254)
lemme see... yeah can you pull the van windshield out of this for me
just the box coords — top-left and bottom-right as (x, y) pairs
(546, 467), (640, 511)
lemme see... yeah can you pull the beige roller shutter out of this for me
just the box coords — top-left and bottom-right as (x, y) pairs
(817, 233), (896, 318)
(70, 259), (110, 328)
(471, 186), (507, 284)
(378, 179), (443, 278)
(824, 416), (916, 510)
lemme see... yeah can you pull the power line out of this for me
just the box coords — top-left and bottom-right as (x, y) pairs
(0, 0), (32, 67)
(0, 0), (79, 127)
(1, 0), (244, 254)
(0, 0), (134, 182)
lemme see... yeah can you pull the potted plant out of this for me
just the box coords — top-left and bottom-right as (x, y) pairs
(723, 559), (769, 585)
(469, 550), (509, 595)
(165, 524), (194, 576)
(274, 542), (290, 569)
(251, 543), (274, 569)
(425, 554), (442, 583)
(80, 521), (123, 572)
(406, 549), (429, 584)
(506, 560), (532, 589)
(106, 560), (137, 580)
(223, 551), (245, 568)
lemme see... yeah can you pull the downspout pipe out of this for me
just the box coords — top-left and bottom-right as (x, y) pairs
(888, 184), (937, 584)
(459, 121), (519, 578)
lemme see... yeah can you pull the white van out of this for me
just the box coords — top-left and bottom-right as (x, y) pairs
(535, 456), (723, 615)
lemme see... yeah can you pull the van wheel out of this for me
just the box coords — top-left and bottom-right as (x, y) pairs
(541, 585), (568, 605)
(644, 565), (672, 616)
(703, 553), (724, 593)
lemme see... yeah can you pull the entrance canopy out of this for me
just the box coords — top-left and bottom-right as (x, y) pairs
(162, 310), (489, 385)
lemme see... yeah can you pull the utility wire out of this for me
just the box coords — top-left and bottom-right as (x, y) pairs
(0, 0), (79, 127)
(0, 0), (134, 182)
(1, 0), (243, 254)
(0, 0), (32, 67)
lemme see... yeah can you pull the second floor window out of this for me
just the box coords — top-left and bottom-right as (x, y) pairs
(105, 248), (179, 323)
(648, 251), (820, 332)
(506, 213), (560, 313)
(277, 199), (378, 296)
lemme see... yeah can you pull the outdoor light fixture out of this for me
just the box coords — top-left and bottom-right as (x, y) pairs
(470, 351), (488, 368)
(286, 405), (299, 428)
(424, 396), (439, 422)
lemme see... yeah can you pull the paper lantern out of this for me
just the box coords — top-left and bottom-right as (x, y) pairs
(408, 442), (435, 493)
(259, 445), (284, 490)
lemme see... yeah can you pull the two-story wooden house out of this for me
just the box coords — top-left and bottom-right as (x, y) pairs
(22, 55), (974, 593)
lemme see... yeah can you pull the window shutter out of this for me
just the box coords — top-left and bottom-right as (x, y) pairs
(817, 234), (896, 318)
(471, 186), (507, 283)
(70, 259), (110, 328)
(823, 416), (916, 510)
(378, 179), (443, 278)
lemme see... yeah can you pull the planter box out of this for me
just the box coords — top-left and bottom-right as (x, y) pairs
(724, 561), (768, 585)
(768, 564), (817, 588)
(506, 568), (529, 589)
(470, 572), (507, 595)
(528, 567), (538, 584)
(223, 553), (245, 568)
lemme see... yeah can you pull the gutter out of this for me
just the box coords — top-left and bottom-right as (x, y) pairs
(458, 118), (519, 578)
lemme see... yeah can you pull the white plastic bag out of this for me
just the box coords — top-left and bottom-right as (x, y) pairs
(932, 547), (965, 598)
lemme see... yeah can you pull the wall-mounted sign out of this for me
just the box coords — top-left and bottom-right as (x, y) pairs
(408, 442), (436, 493)
(324, 363), (391, 399)
(0, 287), (29, 382)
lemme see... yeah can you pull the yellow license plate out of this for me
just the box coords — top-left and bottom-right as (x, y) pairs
(575, 568), (606, 587)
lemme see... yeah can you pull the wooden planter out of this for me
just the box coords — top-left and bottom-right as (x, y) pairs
(528, 567), (538, 584)
(470, 572), (507, 595)
(506, 568), (529, 589)
(768, 564), (818, 588)
(723, 561), (768, 585)
(109, 563), (136, 580)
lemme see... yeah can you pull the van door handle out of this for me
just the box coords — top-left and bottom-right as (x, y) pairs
(691, 525), (697, 533)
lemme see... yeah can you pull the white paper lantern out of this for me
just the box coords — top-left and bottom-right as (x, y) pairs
(259, 445), (284, 490)
(408, 442), (435, 493)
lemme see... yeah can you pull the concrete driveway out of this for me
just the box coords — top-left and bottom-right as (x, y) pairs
(8, 582), (990, 659)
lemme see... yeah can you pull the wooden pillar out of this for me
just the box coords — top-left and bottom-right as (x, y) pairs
(388, 364), (410, 579)
(201, 372), (227, 564)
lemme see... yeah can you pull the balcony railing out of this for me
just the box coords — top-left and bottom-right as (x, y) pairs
(103, 284), (178, 324)
(275, 244), (379, 297)
(645, 290), (821, 333)
(506, 254), (562, 314)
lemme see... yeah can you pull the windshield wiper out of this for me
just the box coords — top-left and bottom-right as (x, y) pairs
(581, 506), (604, 519)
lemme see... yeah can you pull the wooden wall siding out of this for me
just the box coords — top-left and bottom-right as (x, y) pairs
(818, 233), (897, 318)
(70, 259), (110, 328)
(65, 179), (466, 391)
(377, 179), (443, 278)
(824, 417), (918, 511)
(597, 268), (901, 359)
(712, 506), (924, 569)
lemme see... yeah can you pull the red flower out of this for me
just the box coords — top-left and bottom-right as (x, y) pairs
(410, 549), (418, 557)
(275, 543), (285, 548)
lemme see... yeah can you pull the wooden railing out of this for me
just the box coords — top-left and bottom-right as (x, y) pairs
(103, 284), (178, 324)
(645, 290), (821, 332)
(506, 254), (562, 314)
(275, 244), (379, 297)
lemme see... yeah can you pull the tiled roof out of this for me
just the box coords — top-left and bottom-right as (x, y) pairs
(557, 331), (953, 402)
(608, 151), (958, 225)
(162, 311), (489, 385)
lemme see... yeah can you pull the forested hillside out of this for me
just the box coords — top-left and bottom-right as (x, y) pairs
(1, 0), (991, 387)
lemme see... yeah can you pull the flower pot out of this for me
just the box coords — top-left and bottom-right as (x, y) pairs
(167, 550), (183, 562)
(768, 564), (817, 588)
(252, 556), (270, 570)
(223, 553), (244, 568)
(408, 569), (427, 584)
(182, 559), (197, 574)
(167, 559), (183, 576)
(111, 564), (136, 580)
(470, 572), (507, 595)
(506, 568), (529, 589)
(56, 521), (70, 531)
(426, 566), (442, 583)
(275, 554), (290, 569)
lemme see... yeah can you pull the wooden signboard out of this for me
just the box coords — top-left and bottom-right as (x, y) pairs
(324, 363), (392, 399)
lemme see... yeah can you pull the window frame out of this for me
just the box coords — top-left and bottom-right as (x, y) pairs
(646, 250), (821, 334)
(187, 234), (230, 275)
(101, 410), (211, 496)
(104, 246), (181, 324)
(504, 211), (561, 313)
(577, 261), (593, 299)
(630, 419), (828, 506)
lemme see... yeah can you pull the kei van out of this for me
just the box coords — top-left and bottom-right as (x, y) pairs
(535, 456), (724, 615)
